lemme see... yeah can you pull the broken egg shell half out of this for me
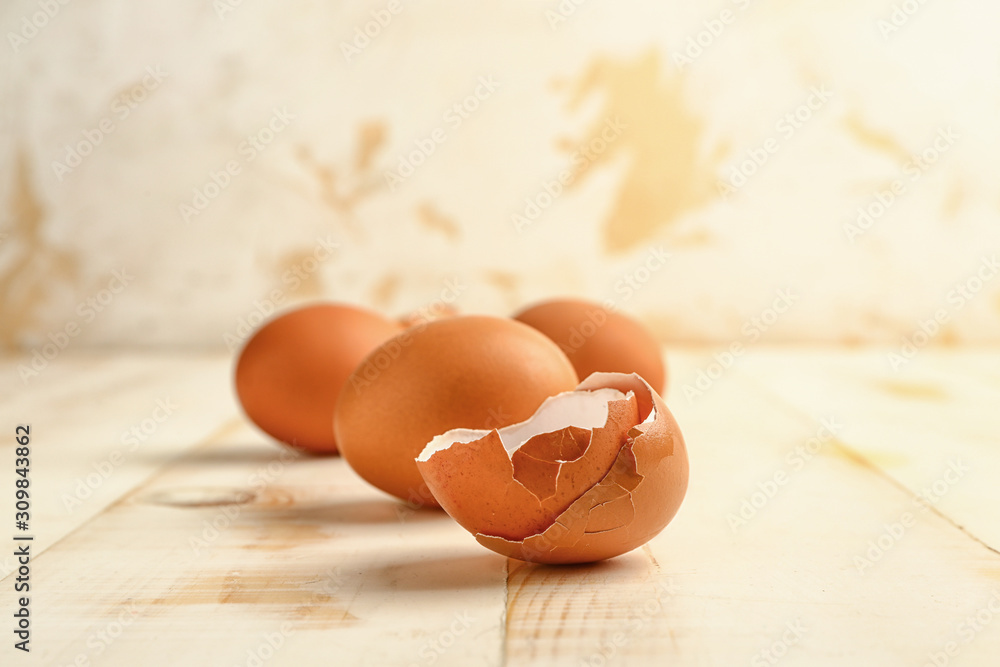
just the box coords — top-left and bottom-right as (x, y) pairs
(415, 372), (688, 564)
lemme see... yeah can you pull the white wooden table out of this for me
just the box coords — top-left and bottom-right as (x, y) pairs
(2, 348), (999, 666)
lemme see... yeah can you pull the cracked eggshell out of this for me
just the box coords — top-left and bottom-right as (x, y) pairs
(416, 372), (687, 564)
(514, 299), (667, 394)
(334, 316), (579, 507)
(234, 303), (402, 454)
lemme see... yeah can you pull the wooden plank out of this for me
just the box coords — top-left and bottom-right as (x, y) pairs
(505, 351), (1000, 665)
(737, 347), (1000, 550)
(14, 414), (507, 666)
(0, 353), (237, 579)
(4, 349), (1000, 666)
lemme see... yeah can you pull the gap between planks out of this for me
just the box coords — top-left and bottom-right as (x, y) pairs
(0, 416), (244, 587)
(737, 370), (1000, 561)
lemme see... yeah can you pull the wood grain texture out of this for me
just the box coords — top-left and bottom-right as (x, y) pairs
(1, 348), (999, 666)
(0, 353), (235, 580)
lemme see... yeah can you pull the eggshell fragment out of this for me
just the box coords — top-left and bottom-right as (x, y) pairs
(416, 372), (688, 564)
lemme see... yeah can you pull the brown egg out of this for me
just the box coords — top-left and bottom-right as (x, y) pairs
(334, 316), (579, 507)
(416, 372), (688, 563)
(514, 299), (667, 393)
(234, 303), (402, 454)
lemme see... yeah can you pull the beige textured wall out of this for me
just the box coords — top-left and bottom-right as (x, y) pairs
(2, 0), (1000, 352)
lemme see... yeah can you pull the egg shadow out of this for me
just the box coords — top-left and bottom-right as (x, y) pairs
(366, 553), (507, 591)
(132, 441), (310, 467)
(506, 549), (660, 582)
(255, 497), (449, 526)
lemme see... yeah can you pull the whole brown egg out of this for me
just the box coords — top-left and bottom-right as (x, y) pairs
(234, 303), (402, 454)
(334, 315), (579, 507)
(514, 299), (666, 393)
